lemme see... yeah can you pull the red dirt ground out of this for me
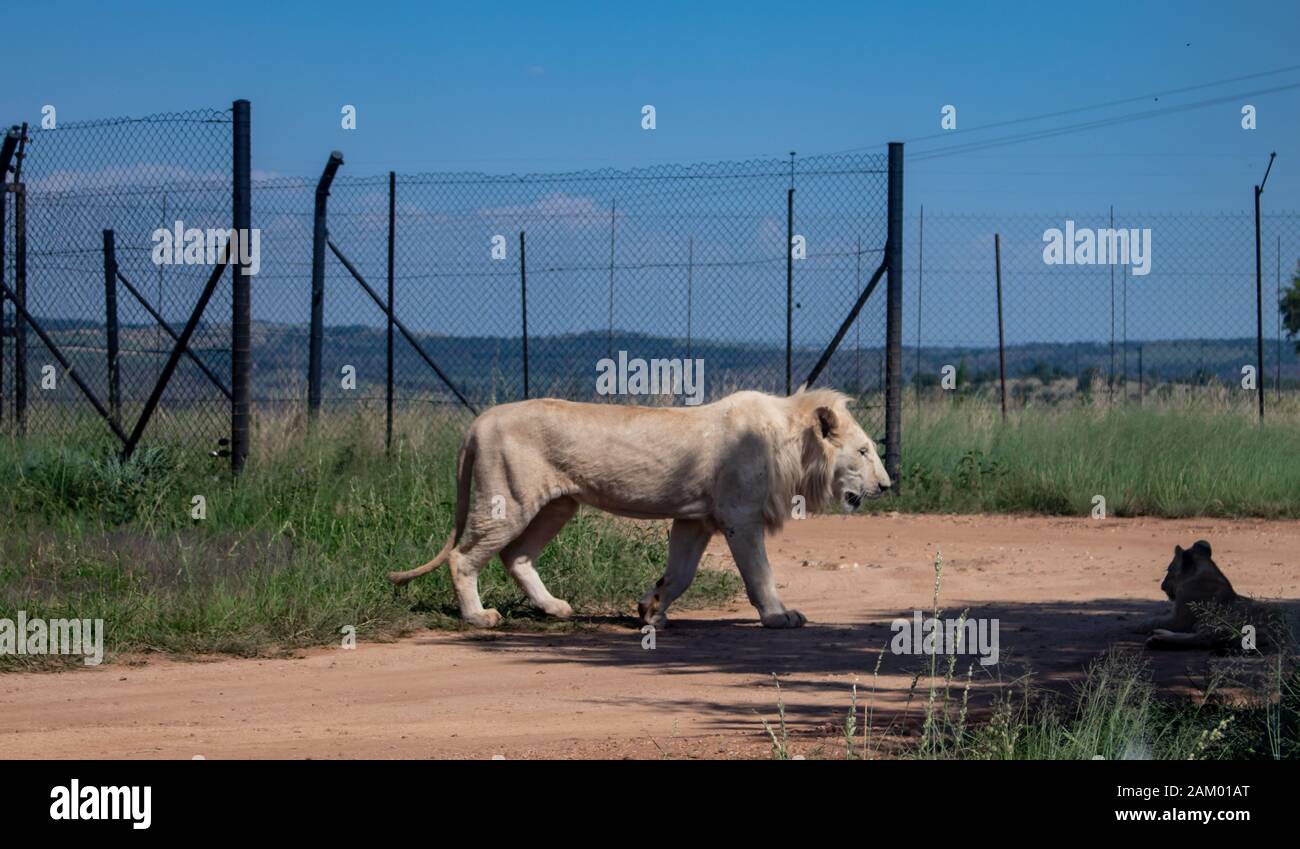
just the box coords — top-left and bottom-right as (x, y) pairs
(2, 514), (1297, 759)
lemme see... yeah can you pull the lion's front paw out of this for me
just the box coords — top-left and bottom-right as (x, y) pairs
(1145, 629), (1178, 649)
(637, 596), (665, 628)
(760, 609), (807, 629)
(543, 599), (573, 619)
(466, 608), (503, 628)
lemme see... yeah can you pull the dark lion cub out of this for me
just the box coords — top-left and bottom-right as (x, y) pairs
(1139, 541), (1275, 651)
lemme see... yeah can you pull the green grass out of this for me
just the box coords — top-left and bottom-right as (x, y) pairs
(6, 393), (1299, 677)
(869, 648), (1300, 761)
(898, 644), (1300, 760)
(865, 394), (1300, 517)
(0, 411), (740, 670)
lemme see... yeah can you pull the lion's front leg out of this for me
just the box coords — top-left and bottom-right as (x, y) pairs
(1131, 603), (1194, 635)
(1131, 614), (1176, 635)
(1145, 628), (1225, 650)
(723, 524), (805, 628)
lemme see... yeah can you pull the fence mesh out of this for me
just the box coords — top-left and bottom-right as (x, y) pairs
(907, 211), (1300, 401)
(2, 109), (233, 443)
(263, 155), (890, 428)
(6, 102), (1300, 458)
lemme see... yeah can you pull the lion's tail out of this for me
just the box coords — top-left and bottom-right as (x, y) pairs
(387, 436), (475, 585)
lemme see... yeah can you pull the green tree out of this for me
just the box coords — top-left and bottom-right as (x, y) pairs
(1077, 366), (1102, 394)
(1282, 260), (1300, 352)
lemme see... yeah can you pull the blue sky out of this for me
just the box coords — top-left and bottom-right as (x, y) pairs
(5, 0), (1296, 213)
(4, 0), (1298, 365)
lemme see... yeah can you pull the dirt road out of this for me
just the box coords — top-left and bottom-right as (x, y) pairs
(3, 514), (1297, 759)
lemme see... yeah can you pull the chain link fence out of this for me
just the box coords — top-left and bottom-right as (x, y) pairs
(271, 154), (890, 425)
(2, 109), (232, 443)
(6, 101), (1297, 459)
(3, 106), (892, 450)
(907, 210), (1300, 404)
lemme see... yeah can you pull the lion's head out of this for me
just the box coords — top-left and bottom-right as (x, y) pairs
(792, 390), (891, 514)
(1161, 540), (1228, 601)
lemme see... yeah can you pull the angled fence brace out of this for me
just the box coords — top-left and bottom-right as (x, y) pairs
(122, 245), (232, 460)
(0, 276), (128, 445)
(115, 267), (231, 399)
(801, 250), (890, 391)
(327, 238), (479, 416)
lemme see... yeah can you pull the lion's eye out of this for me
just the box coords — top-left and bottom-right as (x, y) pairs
(858, 448), (868, 456)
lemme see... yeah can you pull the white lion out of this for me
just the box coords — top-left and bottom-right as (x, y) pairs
(388, 388), (891, 628)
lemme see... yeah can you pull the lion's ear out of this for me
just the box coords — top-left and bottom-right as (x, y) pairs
(814, 406), (839, 440)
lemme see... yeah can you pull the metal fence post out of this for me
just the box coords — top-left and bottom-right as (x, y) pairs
(520, 231), (529, 400)
(1255, 183), (1264, 420)
(1138, 344), (1144, 406)
(884, 142), (904, 486)
(995, 233), (1007, 421)
(308, 150), (344, 425)
(1108, 206), (1115, 403)
(1248, 150), (1268, 418)
(1253, 152), (1276, 421)
(686, 236), (694, 361)
(230, 99), (252, 473)
(13, 179), (25, 435)
(915, 205), (924, 406)
(0, 128), (11, 425)
(606, 200), (616, 360)
(386, 170), (395, 454)
(0, 185), (4, 426)
(786, 185), (794, 395)
(102, 229), (121, 426)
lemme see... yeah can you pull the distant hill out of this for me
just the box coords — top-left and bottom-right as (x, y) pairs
(11, 317), (1300, 409)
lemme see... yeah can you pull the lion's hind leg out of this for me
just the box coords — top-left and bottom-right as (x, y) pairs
(450, 544), (506, 628)
(450, 498), (541, 628)
(500, 497), (580, 619)
(638, 518), (713, 628)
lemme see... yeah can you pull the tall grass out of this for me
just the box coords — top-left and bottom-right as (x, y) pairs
(0, 408), (739, 669)
(869, 393), (1300, 517)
